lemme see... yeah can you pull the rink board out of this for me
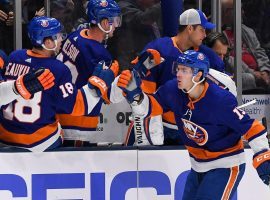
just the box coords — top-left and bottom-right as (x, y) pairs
(0, 148), (269, 200)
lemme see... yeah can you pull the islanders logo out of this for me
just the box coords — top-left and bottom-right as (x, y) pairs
(100, 0), (108, 7)
(197, 53), (205, 61)
(181, 118), (208, 146)
(40, 20), (49, 27)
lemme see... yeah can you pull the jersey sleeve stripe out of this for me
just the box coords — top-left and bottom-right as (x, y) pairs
(58, 114), (99, 129)
(243, 120), (266, 141)
(0, 57), (4, 68)
(162, 111), (176, 124)
(149, 95), (163, 117)
(81, 85), (100, 114)
(71, 90), (86, 116)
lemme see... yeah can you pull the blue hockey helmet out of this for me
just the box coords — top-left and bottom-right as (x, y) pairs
(28, 16), (62, 46)
(173, 50), (210, 77)
(86, 0), (121, 26)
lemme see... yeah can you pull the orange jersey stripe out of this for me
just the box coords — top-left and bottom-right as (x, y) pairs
(26, 50), (49, 58)
(71, 90), (85, 116)
(186, 140), (244, 160)
(162, 111), (176, 124)
(142, 80), (157, 94)
(149, 95), (163, 116)
(0, 121), (58, 145)
(222, 166), (239, 200)
(0, 57), (4, 68)
(187, 82), (209, 110)
(58, 114), (99, 128)
(244, 120), (266, 141)
(80, 29), (95, 40)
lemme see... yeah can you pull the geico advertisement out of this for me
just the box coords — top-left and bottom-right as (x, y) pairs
(0, 149), (269, 200)
(0, 150), (137, 200)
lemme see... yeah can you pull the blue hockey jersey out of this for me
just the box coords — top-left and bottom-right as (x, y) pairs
(57, 29), (112, 131)
(1, 49), (98, 151)
(147, 80), (266, 172)
(142, 37), (226, 128)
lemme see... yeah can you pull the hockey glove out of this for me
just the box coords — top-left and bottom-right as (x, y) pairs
(117, 69), (143, 104)
(253, 149), (270, 186)
(88, 60), (119, 104)
(14, 68), (55, 99)
(131, 49), (163, 77)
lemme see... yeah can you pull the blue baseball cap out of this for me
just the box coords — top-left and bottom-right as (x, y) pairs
(179, 9), (215, 30)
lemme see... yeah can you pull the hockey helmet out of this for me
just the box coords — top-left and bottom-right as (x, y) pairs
(173, 50), (210, 77)
(28, 16), (62, 46)
(86, 0), (121, 27)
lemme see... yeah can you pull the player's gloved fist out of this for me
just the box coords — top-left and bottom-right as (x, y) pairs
(253, 149), (270, 186)
(117, 69), (143, 104)
(131, 49), (163, 77)
(88, 60), (119, 104)
(14, 68), (55, 99)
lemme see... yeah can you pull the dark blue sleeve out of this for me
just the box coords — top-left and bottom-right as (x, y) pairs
(217, 92), (257, 136)
(53, 64), (81, 114)
(199, 45), (225, 72)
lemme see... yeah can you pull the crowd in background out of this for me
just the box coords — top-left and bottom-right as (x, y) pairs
(1, 0), (270, 93)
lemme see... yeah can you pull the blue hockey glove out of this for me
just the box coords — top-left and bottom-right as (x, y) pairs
(117, 69), (143, 104)
(253, 149), (270, 186)
(131, 49), (163, 77)
(88, 60), (119, 104)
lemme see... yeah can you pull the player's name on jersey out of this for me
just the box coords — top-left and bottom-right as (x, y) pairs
(5, 63), (30, 77)
(62, 39), (80, 62)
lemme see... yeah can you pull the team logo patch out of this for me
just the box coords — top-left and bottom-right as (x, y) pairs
(197, 53), (205, 61)
(100, 0), (108, 7)
(40, 20), (49, 27)
(181, 118), (208, 146)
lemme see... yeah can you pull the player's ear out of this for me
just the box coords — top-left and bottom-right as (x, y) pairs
(100, 18), (109, 29)
(43, 37), (54, 48)
(195, 71), (203, 82)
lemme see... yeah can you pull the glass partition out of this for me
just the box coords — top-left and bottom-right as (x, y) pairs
(1, 0), (269, 139)
(0, 0), (14, 54)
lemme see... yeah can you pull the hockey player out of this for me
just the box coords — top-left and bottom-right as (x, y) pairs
(122, 8), (221, 145)
(0, 48), (56, 106)
(0, 67), (55, 106)
(0, 16), (118, 152)
(117, 50), (270, 199)
(56, 0), (122, 146)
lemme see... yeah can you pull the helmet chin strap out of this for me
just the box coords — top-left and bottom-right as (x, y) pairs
(182, 76), (205, 94)
(97, 23), (113, 48)
(41, 40), (58, 54)
(97, 23), (112, 34)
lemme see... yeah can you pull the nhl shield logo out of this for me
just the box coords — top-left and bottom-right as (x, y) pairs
(40, 20), (49, 27)
(100, 0), (108, 7)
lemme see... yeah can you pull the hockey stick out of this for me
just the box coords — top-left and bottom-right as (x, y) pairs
(237, 99), (257, 109)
